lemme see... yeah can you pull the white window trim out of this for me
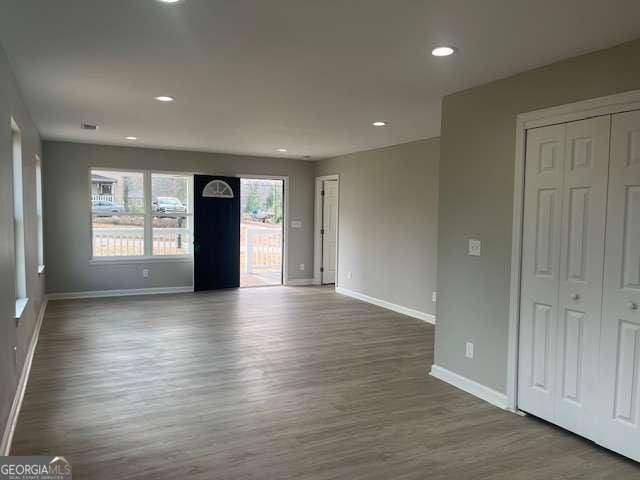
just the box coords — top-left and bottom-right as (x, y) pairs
(12, 117), (28, 319)
(89, 256), (192, 265)
(89, 168), (194, 263)
(15, 297), (29, 320)
(35, 154), (45, 275)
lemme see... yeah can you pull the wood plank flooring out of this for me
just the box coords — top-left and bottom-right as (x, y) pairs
(11, 286), (640, 479)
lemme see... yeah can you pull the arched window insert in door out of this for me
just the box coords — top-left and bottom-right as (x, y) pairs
(203, 179), (234, 198)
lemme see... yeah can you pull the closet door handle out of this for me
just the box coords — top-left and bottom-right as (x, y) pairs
(571, 293), (580, 301)
(628, 301), (638, 311)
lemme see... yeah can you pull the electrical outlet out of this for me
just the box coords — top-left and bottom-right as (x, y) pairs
(466, 342), (474, 359)
(468, 239), (481, 256)
(347, 271), (352, 280)
(432, 291), (437, 303)
(299, 264), (305, 271)
(142, 268), (150, 278)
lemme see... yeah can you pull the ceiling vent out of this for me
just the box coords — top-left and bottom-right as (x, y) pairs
(81, 123), (99, 130)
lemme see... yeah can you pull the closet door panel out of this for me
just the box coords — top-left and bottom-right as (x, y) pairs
(554, 116), (610, 437)
(518, 124), (566, 421)
(600, 110), (640, 462)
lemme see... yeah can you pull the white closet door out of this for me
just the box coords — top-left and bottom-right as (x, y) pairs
(518, 124), (566, 421)
(518, 117), (611, 435)
(554, 116), (610, 438)
(322, 180), (338, 284)
(599, 110), (640, 462)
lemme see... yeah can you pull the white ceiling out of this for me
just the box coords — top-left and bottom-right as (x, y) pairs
(2, 0), (640, 160)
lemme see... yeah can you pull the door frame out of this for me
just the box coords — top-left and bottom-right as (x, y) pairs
(314, 174), (340, 285)
(506, 88), (640, 412)
(236, 174), (289, 286)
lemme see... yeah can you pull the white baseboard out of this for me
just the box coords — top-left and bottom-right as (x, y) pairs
(47, 286), (194, 300)
(430, 364), (508, 410)
(335, 286), (436, 324)
(1, 298), (48, 455)
(284, 278), (315, 286)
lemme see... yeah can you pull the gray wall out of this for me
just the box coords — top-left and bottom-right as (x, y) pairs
(436, 38), (640, 393)
(0, 46), (44, 441)
(316, 138), (439, 316)
(43, 141), (315, 294)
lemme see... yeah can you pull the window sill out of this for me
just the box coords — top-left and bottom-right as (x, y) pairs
(89, 256), (193, 266)
(15, 298), (29, 320)
(37, 264), (45, 276)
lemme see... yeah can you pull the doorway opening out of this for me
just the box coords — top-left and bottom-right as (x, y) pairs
(240, 178), (284, 287)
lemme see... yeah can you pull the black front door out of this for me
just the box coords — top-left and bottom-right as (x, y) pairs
(193, 175), (240, 291)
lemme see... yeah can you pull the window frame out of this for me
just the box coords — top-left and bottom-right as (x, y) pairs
(35, 154), (45, 274)
(149, 171), (194, 258)
(89, 167), (194, 264)
(12, 117), (28, 319)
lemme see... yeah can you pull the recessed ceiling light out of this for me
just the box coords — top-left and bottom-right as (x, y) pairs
(277, 148), (288, 153)
(81, 123), (99, 130)
(372, 121), (387, 127)
(125, 136), (137, 140)
(156, 0), (182, 3)
(154, 95), (174, 102)
(431, 46), (456, 57)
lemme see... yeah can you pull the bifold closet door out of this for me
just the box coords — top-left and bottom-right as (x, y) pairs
(518, 124), (565, 422)
(599, 110), (640, 462)
(554, 116), (610, 438)
(518, 116), (611, 440)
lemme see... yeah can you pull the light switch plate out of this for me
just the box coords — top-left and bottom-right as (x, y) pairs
(291, 220), (302, 228)
(468, 239), (481, 256)
(466, 342), (474, 359)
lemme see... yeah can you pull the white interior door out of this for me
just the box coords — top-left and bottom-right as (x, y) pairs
(518, 116), (611, 440)
(598, 109), (640, 462)
(518, 123), (566, 421)
(322, 180), (338, 284)
(554, 116), (610, 437)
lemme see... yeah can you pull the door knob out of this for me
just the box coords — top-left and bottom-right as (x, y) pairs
(571, 293), (580, 301)
(628, 301), (638, 311)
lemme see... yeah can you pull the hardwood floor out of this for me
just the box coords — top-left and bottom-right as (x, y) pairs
(12, 286), (640, 479)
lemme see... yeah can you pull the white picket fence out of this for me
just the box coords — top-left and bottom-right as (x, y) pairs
(240, 226), (282, 274)
(92, 194), (114, 202)
(93, 228), (191, 256)
(93, 225), (280, 264)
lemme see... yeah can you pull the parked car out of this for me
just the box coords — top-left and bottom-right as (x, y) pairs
(251, 209), (272, 223)
(153, 196), (187, 215)
(92, 199), (124, 215)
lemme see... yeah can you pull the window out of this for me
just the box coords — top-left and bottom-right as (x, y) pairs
(12, 118), (27, 318)
(152, 173), (193, 256)
(91, 169), (145, 257)
(203, 179), (234, 198)
(90, 169), (193, 259)
(35, 155), (44, 272)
